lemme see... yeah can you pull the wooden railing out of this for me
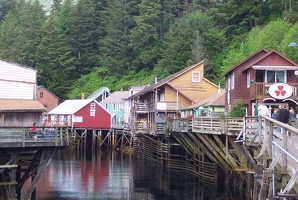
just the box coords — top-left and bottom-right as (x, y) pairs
(250, 115), (298, 197)
(250, 82), (298, 99)
(131, 101), (186, 113)
(0, 127), (69, 148)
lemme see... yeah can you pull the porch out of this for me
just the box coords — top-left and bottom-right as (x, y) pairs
(250, 82), (298, 100)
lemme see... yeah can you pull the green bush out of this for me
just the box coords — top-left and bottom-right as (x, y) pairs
(229, 102), (246, 117)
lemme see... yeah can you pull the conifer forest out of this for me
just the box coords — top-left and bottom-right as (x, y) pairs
(1, 0), (298, 101)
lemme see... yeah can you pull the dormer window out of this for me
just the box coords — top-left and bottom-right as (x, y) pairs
(192, 71), (201, 82)
(266, 71), (285, 83)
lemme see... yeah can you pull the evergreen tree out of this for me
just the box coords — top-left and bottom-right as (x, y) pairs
(0, 0), (45, 66)
(155, 11), (226, 79)
(129, 0), (162, 71)
(36, 17), (77, 101)
(98, 0), (135, 75)
(68, 0), (100, 77)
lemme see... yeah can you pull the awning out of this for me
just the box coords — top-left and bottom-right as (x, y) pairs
(252, 65), (298, 71)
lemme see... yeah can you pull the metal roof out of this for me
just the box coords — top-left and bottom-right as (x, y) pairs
(181, 90), (225, 110)
(87, 87), (110, 100)
(100, 91), (129, 104)
(48, 99), (95, 114)
(0, 99), (46, 112)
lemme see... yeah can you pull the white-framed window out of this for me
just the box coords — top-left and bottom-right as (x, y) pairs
(231, 72), (234, 89)
(247, 70), (250, 88)
(117, 103), (122, 110)
(228, 74), (231, 90)
(266, 71), (285, 83)
(113, 103), (116, 111)
(192, 71), (201, 82)
(90, 103), (95, 109)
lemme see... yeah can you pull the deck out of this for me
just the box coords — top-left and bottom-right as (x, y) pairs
(163, 116), (298, 198)
(0, 126), (69, 199)
(0, 126), (69, 148)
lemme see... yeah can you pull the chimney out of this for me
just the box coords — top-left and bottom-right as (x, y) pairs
(155, 75), (158, 84)
(82, 93), (85, 99)
(218, 83), (221, 93)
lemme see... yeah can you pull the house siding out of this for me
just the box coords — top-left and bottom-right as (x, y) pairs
(170, 63), (218, 102)
(36, 88), (59, 113)
(0, 112), (42, 127)
(165, 85), (192, 107)
(74, 102), (110, 129)
(224, 49), (298, 116)
(0, 61), (36, 100)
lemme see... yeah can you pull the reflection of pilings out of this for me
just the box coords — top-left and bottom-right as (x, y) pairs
(0, 149), (57, 199)
(69, 129), (133, 150)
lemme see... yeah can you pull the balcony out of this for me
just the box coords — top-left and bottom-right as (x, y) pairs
(250, 82), (298, 100)
(132, 101), (186, 113)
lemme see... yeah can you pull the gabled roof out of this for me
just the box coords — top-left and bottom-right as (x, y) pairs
(0, 99), (46, 112)
(223, 48), (298, 77)
(241, 49), (298, 72)
(166, 82), (196, 103)
(100, 91), (129, 104)
(182, 90), (225, 110)
(48, 99), (104, 115)
(129, 61), (206, 99)
(223, 48), (268, 77)
(87, 87), (110, 100)
(37, 85), (59, 99)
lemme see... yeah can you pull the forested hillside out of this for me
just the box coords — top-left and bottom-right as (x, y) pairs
(0, 0), (298, 102)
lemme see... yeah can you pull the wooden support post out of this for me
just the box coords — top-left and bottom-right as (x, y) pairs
(281, 126), (287, 188)
(92, 130), (95, 150)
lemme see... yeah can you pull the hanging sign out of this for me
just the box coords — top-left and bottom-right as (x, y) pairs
(268, 83), (293, 99)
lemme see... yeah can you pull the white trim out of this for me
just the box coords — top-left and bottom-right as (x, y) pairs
(252, 65), (297, 71)
(192, 71), (201, 82)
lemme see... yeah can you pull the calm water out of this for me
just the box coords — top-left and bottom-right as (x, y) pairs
(23, 149), (248, 200)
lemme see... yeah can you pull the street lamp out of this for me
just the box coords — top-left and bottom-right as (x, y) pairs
(288, 41), (298, 75)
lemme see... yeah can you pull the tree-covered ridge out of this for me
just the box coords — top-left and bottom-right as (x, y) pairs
(0, 0), (297, 102)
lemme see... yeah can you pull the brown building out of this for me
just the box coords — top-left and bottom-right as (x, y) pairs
(0, 99), (46, 127)
(36, 86), (59, 113)
(128, 61), (219, 134)
(223, 48), (298, 116)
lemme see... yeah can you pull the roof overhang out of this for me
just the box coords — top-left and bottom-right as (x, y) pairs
(252, 65), (297, 71)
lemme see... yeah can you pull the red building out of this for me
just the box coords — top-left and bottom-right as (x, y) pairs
(223, 48), (298, 116)
(36, 86), (59, 113)
(47, 99), (111, 129)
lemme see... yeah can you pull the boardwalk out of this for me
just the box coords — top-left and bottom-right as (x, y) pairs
(0, 126), (69, 200)
(157, 116), (298, 199)
(2, 118), (298, 199)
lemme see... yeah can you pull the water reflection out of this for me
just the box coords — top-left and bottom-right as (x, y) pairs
(25, 149), (249, 199)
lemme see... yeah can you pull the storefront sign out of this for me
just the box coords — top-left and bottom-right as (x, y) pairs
(268, 83), (293, 99)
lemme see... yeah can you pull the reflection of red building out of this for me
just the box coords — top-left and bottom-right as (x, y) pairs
(35, 155), (110, 198)
(81, 161), (110, 192)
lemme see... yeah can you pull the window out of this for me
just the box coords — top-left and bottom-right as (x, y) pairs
(40, 92), (43, 98)
(228, 74), (231, 90)
(266, 71), (285, 83)
(192, 71), (201, 82)
(247, 70), (250, 88)
(90, 103), (95, 109)
(231, 72), (234, 89)
(117, 103), (122, 110)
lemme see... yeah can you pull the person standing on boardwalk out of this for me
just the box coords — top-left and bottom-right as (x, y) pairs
(276, 104), (290, 132)
(276, 104), (290, 124)
(258, 100), (269, 117)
